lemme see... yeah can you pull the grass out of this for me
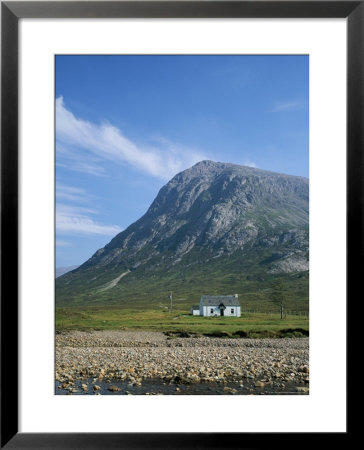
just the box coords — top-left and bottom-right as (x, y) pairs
(56, 306), (309, 337)
(56, 245), (309, 312)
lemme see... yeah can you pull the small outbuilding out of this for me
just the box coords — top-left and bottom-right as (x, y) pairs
(190, 305), (200, 316)
(199, 294), (241, 317)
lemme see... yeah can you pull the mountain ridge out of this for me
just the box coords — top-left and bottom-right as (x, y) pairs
(56, 160), (309, 309)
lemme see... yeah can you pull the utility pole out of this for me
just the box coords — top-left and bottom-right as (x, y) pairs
(169, 291), (173, 312)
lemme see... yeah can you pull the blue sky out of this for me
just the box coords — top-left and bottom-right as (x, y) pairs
(56, 55), (309, 267)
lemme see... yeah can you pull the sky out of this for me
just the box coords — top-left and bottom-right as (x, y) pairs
(56, 55), (309, 267)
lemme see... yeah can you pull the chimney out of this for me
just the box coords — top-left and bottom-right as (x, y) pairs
(234, 294), (238, 298)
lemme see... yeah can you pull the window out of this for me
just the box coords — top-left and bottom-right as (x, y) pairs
(231, 308), (234, 314)
(210, 308), (214, 314)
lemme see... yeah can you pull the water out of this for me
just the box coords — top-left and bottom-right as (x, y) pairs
(55, 378), (308, 395)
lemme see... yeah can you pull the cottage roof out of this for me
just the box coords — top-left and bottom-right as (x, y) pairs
(191, 305), (200, 310)
(200, 295), (240, 307)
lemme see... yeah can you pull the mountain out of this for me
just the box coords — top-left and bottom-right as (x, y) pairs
(56, 265), (79, 278)
(56, 161), (309, 310)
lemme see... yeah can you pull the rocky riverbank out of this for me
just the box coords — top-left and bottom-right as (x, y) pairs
(56, 331), (309, 395)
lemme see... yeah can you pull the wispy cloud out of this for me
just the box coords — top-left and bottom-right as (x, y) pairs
(268, 101), (303, 113)
(56, 184), (122, 237)
(56, 97), (206, 180)
(56, 142), (106, 177)
(56, 183), (92, 203)
(56, 239), (70, 247)
(56, 203), (122, 236)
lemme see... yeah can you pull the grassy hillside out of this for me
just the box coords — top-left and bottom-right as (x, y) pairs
(56, 244), (309, 312)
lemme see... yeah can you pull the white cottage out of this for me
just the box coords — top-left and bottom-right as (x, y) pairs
(199, 294), (241, 317)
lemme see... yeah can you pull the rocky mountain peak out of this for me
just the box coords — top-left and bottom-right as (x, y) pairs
(56, 161), (309, 307)
(79, 161), (308, 269)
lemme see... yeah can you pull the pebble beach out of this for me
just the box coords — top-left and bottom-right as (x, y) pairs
(56, 331), (309, 395)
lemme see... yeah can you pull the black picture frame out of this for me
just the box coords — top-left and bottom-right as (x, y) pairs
(1, 1), (358, 448)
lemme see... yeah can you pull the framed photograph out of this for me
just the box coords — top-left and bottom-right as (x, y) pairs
(54, 53), (310, 395)
(2, 1), (358, 447)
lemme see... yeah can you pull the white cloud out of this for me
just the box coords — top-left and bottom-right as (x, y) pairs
(56, 203), (122, 236)
(243, 160), (258, 168)
(56, 142), (105, 177)
(56, 239), (70, 247)
(56, 183), (92, 203)
(56, 184), (122, 237)
(268, 101), (302, 113)
(56, 97), (206, 180)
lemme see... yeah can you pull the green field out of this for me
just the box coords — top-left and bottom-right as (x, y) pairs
(56, 307), (309, 338)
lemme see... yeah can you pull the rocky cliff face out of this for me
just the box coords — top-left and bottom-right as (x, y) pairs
(56, 161), (309, 306)
(84, 161), (308, 269)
